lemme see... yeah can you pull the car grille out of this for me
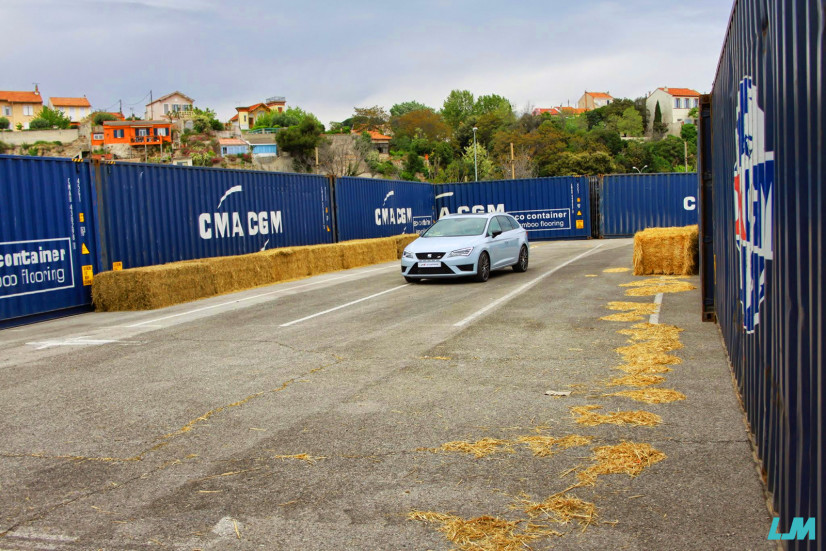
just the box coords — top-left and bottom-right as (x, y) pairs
(415, 252), (445, 260)
(408, 263), (454, 275)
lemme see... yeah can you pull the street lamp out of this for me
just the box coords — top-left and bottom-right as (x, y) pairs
(472, 127), (478, 181)
(632, 165), (648, 174)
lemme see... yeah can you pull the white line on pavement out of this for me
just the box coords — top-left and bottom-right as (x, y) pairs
(280, 284), (408, 327)
(453, 243), (606, 327)
(649, 293), (664, 324)
(127, 265), (397, 328)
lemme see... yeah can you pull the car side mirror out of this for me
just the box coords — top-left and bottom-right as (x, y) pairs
(490, 230), (502, 239)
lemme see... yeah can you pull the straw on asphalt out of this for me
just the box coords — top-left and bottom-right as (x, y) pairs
(516, 434), (592, 457)
(609, 388), (687, 404)
(571, 405), (662, 427)
(408, 511), (560, 551)
(435, 438), (514, 458)
(521, 494), (598, 531)
(578, 441), (667, 486)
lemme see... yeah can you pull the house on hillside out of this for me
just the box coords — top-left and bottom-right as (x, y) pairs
(531, 107), (560, 116)
(0, 87), (43, 129)
(245, 134), (278, 158)
(218, 138), (249, 156)
(49, 96), (92, 124)
(231, 96), (287, 131)
(91, 120), (173, 152)
(145, 91), (194, 120)
(646, 87), (700, 135)
(577, 91), (613, 111)
(365, 130), (391, 154)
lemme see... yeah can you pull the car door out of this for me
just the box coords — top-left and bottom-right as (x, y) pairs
(496, 215), (520, 264)
(486, 216), (508, 268)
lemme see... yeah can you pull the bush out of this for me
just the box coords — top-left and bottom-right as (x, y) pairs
(29, 118), (51, 130)
(0, 117), (9, 130)
(92, 112), (119, 126)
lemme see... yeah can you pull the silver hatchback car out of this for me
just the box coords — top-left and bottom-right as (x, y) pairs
(401, 213), (529, 283)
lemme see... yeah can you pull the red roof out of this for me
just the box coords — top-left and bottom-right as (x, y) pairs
(557, 106), (586, 115)
(586, 92), (613, 99)
(0, 91), (43, 103)
(50, 97), (91, 108)
(219, 138), (247, 146)
(659, 87), (700, 97)
(365, 130), (392, 141)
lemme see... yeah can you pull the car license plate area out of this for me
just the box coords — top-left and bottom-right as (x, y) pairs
(417, 261), (441, 268)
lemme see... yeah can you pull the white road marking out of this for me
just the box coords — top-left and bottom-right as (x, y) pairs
(453, 243), (606, 327)
(280, 284), (408, 327)
(26, 336), (142, 350)
(649, 293), (664, 324)
(127, 265), (397, 328)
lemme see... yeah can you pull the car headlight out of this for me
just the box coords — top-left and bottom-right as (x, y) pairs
(402, 250), (415, 259)
(447, 247), (474, 257)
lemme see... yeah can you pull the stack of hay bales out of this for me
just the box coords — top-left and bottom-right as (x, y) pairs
(632, 225), (698, 276)
(93, 234), (418, 311)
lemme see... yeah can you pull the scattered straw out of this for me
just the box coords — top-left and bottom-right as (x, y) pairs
(616, 340), (683, 356)
(436, 438), (513, 458)
(272, 454), (325, 463)
(609, 388), (687, 404)
(571, 405), (662, 427)
(578, 441), (666, 485)
(607, 374), (666, 387)
(408, 511), (560, 550)
(521, 494), (597, 530)
(621, 278), (696, 296)
(600, 301), (659, 322)
(517, 434), (592, 457)
(618, 323), (683, 342)
(585, 274), (598, 277)
(603, 267), (631, 273)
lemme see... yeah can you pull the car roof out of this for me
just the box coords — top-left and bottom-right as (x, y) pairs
(441, 212), (510, 219)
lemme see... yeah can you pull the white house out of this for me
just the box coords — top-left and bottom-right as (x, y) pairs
(577, 91), (613, 111)
(646, 87), (700, 135)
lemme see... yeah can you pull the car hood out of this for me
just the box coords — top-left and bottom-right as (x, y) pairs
(406, 235), (485, 253)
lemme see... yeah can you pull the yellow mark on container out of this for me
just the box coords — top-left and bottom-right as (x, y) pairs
(82, 265), (94, 286)
(81, 243), (90, 254)
(79, 213), (85, 223)
(113, 262), (123, 271)
(577, 210), (582, 216)
(576, 220), (584, 229)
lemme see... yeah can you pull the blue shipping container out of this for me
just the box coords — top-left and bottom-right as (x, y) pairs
(600, 173), (698, 237)
(334, 177), (435, 241)
(96, 163), (333, 270)
(434, 177), (590, 240)
(0, 156), (100, 326)
(701, 0), (824, 547)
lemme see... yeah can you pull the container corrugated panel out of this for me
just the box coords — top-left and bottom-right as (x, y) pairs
(434, 177), (590, 240)
(0, 156), (100, 326)
(704, 0), (823, 546)
(599, 173), (699, 237)
(97, 163), (333, 270)
(334, 177), (435, 241)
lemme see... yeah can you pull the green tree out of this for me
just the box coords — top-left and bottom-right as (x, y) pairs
(255, 106), (311, 129)
(275, 116), (324, 171)
(92, 112), (119, 126)
(652, 101), (668, 138)
(616, 107), (644, 137)
(461, 142), (495, 181)
(30, 106), (72, 129)
(390, 101), (432, 117)
(0, 116), (9, 130)
(351, 105), (389, 131)
(441, 90), (475, 130)
(391, 109), (450, 141)
(191, 107), (223, 133)
(473, 94), (513, 117)
(401, 152), (426, 181)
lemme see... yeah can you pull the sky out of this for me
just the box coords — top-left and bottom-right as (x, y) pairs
(1, 0), (734, 127)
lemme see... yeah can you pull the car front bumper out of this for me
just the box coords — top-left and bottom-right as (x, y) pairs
(401, 254), (480, 278)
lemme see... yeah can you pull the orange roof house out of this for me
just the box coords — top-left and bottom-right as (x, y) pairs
(49, 96), (92, 123)
(578, 91), (614, 111)
(646, 87), (702, 136)
(0, 87), (43, 130)
(233, 96), (286, 130)
(91, 120), (172, 150)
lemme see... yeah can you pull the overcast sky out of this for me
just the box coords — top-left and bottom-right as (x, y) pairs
(1, 0), (733, 126)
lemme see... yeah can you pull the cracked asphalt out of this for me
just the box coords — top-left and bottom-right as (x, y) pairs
(0, 238), (773, 550)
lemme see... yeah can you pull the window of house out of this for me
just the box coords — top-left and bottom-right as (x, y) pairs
(156, 127), (168, 136)
(164, 103), (170, 114)
(69, 107), (76, 118)
(137, 128), (148, 137)
(674, 99), (680, 108)
(694, 98), (699, 108)
(93, 133), (104, 140)
(2, 106), (10, 116)
(23, 105), (33, 116)
(114, 129), (124, 138)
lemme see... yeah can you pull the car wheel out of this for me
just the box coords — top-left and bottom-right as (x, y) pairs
(404, 276), (418, 283)
(512, 245), (529, 272)
(474, 252), (491, 282)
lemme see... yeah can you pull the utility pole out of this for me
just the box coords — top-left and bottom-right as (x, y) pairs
(150, 90), (153, 120)
(315, 147), (319, 174)
(510, 142), (515, 179)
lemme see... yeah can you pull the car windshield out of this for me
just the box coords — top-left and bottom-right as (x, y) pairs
(423, 217), (487, 237)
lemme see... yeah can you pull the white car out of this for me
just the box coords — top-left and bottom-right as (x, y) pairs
(401, 213), (529, 283)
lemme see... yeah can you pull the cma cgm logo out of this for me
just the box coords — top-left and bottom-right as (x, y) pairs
(734, 76), (774, 333)
(374, 190), (414, 226)
(768, 517), (816, 541)
(198, 185), (283, 240)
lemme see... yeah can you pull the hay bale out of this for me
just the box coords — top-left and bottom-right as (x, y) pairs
(93, 234), (416, 311)
(632, 225), (698, 276)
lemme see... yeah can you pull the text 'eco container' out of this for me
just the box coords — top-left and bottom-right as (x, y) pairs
(0, 156), (100, 326)
(434, 177), (590, 240)
(96, 163), (334, 270)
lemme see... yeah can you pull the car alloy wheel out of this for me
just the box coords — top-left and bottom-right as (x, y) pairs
(474, 252), (490, 282)
(513, 245), (529, 272)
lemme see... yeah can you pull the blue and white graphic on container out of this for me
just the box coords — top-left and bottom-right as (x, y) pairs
(733, 77), (774, 333)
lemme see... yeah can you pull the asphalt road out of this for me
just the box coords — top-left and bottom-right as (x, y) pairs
(0, 239), (773, 550)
